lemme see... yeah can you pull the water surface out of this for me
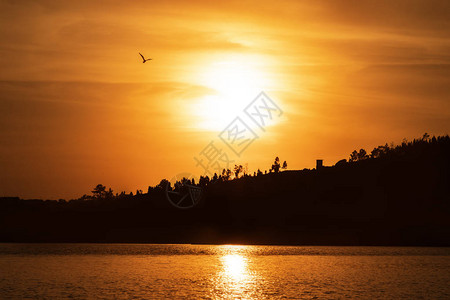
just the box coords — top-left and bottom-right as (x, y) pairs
(0, 244), (449, 299)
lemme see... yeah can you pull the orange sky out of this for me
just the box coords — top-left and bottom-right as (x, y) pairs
(1, 0), (449, 199)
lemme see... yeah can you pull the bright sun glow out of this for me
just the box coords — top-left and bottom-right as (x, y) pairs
(192, 55), (275, 131)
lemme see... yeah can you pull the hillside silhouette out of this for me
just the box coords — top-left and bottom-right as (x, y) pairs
(1, 134), (449, 245)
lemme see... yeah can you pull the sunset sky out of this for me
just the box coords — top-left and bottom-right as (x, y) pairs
(1, 0), (449, 199)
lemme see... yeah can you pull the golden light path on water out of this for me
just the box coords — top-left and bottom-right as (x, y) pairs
(222, 254), (247, 280)
(212, 245), (262, 299)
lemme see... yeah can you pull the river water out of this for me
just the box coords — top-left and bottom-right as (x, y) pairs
(0, 244), (449, 299)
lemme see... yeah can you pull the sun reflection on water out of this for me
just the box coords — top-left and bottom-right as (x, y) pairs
(222, 254), (247, 280)
(211, 245), (262, 299)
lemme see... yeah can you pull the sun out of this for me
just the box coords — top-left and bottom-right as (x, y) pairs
(191, 55), (274, 131)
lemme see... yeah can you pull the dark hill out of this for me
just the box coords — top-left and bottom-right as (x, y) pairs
(1, 136), (449, 245)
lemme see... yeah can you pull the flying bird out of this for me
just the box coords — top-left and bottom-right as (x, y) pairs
(139, 53), (152, 63)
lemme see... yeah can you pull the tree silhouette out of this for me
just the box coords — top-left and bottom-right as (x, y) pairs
(156, 179), (169, 190)
(349, 150), (358, 162)
(199, 175), (210, 187)
(222, 168), (232, 181)
(349, 149), (368, 162)
(370, 144), (389, 158)
(360, 149), (368, 160)
(271, 157), (281, 173)
(92, 184), (106, 199)
(91, 184), (113, 200)
(212, 173), (218, 182)
(234, 164), (244, 179)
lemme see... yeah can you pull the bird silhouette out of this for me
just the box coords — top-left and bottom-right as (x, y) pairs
(139, 53), (152, 63)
